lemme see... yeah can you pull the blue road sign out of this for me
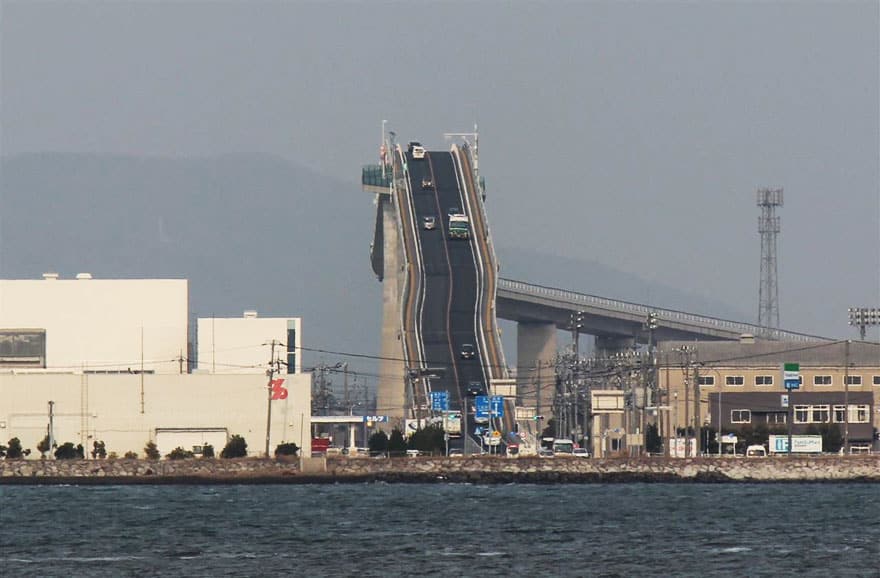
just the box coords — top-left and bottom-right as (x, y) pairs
(430, 391), (449, 412)
(490, 396), (504, 417)
(475, 395), (490, 420)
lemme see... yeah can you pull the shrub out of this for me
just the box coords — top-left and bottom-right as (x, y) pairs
(55, 442), (84, 460)
(201, 444), (215, 458)
(166, 446), (195, 460)
(37, 435), (51, 458)
(407, 425), (445, 455)
(91, 440), (107, 459)
(220, 434), (248, 458)
(388, 429), (408, 456)
(368, 431), (389, 455)
(144, 441), (161, 460)
(123, 451), (139, 459)
(274, 442), (299, 457)
(107, 452), (119, 460)
(5, 438), (27, 460)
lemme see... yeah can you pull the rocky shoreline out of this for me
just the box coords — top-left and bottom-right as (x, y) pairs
(1, 455), (878, 484)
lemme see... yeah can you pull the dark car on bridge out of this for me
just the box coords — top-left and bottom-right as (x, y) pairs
(460, 343), (475, 359)
(466, 381), (486, 397)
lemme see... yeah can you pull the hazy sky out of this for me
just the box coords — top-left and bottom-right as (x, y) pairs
(2, 1), (878, 339)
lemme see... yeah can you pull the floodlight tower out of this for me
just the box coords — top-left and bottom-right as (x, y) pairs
(757, 188), (783, 331)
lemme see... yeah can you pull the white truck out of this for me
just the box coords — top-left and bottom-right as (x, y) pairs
(448, 214), (470, 239)
(444, 411), (462, 437)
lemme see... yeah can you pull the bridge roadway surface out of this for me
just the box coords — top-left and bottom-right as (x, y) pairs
(404, 148), (495, 448)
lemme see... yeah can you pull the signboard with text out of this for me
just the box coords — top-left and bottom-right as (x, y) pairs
(783, 362), (800, 390)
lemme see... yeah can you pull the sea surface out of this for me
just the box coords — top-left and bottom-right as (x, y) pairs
(1, 483), (878, 577)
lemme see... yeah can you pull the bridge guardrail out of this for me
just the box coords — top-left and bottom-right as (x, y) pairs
(498, 278), (828, 343)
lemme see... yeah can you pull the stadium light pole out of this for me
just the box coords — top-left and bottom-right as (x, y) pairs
(848, 307), (879, 340)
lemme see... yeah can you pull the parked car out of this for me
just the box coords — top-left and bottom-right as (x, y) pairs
(448, 448), (463, 457)
(745, 445), (767, 457)
(538, 449), (555, 458)
(460, 343), (475, 359)
(423, 216), (436, 230)
(572, 447), (590, 458)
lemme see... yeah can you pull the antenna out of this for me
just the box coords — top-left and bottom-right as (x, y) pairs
(757, 187), (783, 331)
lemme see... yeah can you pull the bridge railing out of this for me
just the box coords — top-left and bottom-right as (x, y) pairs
(498, 278), (828, 343)
(362, 164), (392, 189)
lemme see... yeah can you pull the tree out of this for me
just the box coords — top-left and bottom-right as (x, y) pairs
(144, 441), (161, 460)
(202, 444), (215, 458)
(368, 431), (388, 455)
(220, 434), (248, 458)
(37, 434), (51, 458)
(91, 440), (107, 459)
(645, 423), (662, 454)
(54, 442), (81, 460)
(123, 451), (139, 459)
(387, 428), (407, 456)
(274, 442), (299, 457)
(818, 423), (843, 453)
(166, 446), (195, 460)
(408, 425), (445, 455)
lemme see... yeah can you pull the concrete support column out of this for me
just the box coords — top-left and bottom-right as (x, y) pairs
(516, 322), (557, 416)
(377, 196), (406, 426)
(594, 335), (635, 357)
(349, 424), (358, 450)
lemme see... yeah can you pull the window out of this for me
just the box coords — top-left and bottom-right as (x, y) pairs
(844, 375), (862, 386)
(766, 413), (786, 424)
(810, 405), (830, 424)
(286, 328), (296, 374)
(755, 375), (774, 386)
(873, 375), (880, 386)
(813, 375), (832, 386)
(850, 405), (870, 424)
(725, 376), (744, 386)
(794, 405), (809, 424)
(833, 405), (846, 423)
(731, 409), (751, 423)
(698, 376), (715, 386)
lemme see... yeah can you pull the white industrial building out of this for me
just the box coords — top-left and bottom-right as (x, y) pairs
(0, 274), (311, 458)
(197, 313), (302, 375)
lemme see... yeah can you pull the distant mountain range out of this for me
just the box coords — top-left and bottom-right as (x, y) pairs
(0, 153), (748, 387)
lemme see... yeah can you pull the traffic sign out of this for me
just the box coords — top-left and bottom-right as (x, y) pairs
(475, 395), (489, 420)
(490, 396), (504, 417)
(783, 362), (800, 390)
(430, 391), (449, 412)
(781, 394), (789, 408)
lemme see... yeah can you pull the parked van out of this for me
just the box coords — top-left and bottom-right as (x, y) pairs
(745, 445), (767, 457)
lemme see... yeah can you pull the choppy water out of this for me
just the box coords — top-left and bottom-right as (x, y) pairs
(1, 483), (878, 577)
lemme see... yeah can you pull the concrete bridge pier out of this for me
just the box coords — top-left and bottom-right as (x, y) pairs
(516, 322), (557, 415)
(594, 335), (636, 357)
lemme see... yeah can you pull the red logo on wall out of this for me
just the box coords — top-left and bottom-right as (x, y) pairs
(270, 378), (288, 400)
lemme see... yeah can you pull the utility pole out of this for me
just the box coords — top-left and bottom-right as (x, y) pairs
(265, 340), (278, 458)
(843, 340), (850, 454)
(48, 400), (55, 459)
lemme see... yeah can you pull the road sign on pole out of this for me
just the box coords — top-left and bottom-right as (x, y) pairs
(490, 396), (504, 417)
(783, 362), (800, 390)
(430, 391), (449, 412)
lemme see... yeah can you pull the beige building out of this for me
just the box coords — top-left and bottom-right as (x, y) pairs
(0, 274), (188, 374)
(655, 339), (880, 452)
(197, 312), (302, 375)
(0, 275), (312, 458)
(0, 371), (311, 458)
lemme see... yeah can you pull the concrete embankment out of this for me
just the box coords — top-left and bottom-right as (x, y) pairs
(1, 455), (879, 484)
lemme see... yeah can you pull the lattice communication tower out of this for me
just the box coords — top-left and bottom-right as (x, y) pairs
(757, 188), (783, 330)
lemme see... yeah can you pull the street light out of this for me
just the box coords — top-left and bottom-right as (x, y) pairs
(848, 307), (879, 340)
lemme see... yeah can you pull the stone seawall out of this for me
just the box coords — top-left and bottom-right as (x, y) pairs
(1, 455), (878, 484)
